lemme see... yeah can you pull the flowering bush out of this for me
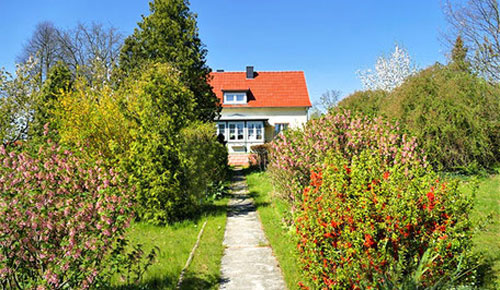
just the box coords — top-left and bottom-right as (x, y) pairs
(295, 149), (477, 289)
(0, 137), (133, 289)
(269, 110), (426, 203)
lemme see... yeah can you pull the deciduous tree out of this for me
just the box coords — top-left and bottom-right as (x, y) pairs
(18, 22), (123, 84)
(444, 0), (500, 82)
(30, 61), (73, 139)
(17, 21), (61, 85)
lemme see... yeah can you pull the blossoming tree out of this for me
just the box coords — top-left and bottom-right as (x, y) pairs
(357, 44), (418, 91)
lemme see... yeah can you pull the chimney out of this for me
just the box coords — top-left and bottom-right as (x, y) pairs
(216, 69), (224, 72)
(246, 66), (254, 79)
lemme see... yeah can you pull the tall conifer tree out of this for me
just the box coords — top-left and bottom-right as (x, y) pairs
(120, 0), (219, 121)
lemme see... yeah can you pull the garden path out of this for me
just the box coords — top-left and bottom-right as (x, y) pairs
(219, 169), (287, 290)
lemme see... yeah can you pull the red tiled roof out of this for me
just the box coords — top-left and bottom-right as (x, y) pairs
(209, 71), (312, 108)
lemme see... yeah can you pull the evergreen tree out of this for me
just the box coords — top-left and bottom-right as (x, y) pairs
(450, 35), (470, 72)
(119, 0), (219, 121)
(31, 61), (72, 139)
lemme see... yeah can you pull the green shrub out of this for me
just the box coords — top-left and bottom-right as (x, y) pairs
(383, 64), (499, 172)
(180, 121), (228, 201)
(295, 148), (478, 289)
(55, 62), (227, 224)
(122, 63), (197, 224)
(336, 89), (386, 117)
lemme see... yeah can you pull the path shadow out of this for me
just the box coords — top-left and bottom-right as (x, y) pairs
(227, 168), (270, 217)
(179, 272), (223, 290)
(106, 275), (176, 290)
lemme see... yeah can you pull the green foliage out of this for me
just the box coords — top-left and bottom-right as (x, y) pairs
(30, 61), (73, 140)
(123, 63), (197, 224)
(383, 64), (500, 172)
(107, 240), (160, 287)
(55, 72), (133, 161)
(55, 62), (228, 224)
(336, 90), (386, 117)
(179, 121), (229, 201)
(120, 0), (220, 122)
(339, 61), (500, 173)
(450, 36), (470, 73)
(295, 148), (478, 289)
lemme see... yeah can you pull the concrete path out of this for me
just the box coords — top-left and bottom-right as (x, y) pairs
(219, 169), (287, 290)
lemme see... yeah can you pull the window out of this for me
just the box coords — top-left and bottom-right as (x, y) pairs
(224, 92), (247, 104)
(229, 123), (236, 140)
(228, 122), (244, 141)
(274, 123), (288, 135)
(248, 121), (264, 141)
(217, 122), (226, 140)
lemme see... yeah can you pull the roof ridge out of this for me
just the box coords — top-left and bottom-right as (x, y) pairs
(210, 70), (304, 73)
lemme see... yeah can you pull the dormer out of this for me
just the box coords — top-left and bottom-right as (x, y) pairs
(223, 91), (248, 105)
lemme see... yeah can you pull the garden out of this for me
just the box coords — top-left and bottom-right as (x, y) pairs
(251, 37), (500, 289)
(1, 0), (499, 289)
(0, 0), (229, 288)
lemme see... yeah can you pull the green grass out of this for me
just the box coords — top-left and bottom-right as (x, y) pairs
(468, 173), (500, 288)
(179, 199), (228, 290)
(110, 198), (228, 289)
(245, 169), (310, 290)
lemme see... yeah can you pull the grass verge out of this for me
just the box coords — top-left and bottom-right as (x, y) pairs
(110, 197), (228, 289)
(468, 173), (500, 288)
(245, 169), (310, 290)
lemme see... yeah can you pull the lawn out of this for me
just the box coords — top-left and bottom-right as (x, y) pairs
(467, 173), (500, 288)
(246, 168), (500, 289)
(110, 198), (228, 289)
(246, 169), (310, 290)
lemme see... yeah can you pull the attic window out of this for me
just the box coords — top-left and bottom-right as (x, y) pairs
(224, 92), (247, 104)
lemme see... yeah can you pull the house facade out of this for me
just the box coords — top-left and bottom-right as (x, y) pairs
(209, 66), (312, 166)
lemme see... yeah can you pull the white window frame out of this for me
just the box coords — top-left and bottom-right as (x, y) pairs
(217, 122), (226, 141)
(228, 121), (244, 141)
(247, 121), (264, 141)
(274, 123), (289, 136)
(224, 92), (247, 104)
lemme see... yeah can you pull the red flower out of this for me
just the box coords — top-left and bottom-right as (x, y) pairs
(427, 191), (435, 202)
(298, 281), (309, 290)
(383, 171), (390, 180)
(364, 234), (375, 248)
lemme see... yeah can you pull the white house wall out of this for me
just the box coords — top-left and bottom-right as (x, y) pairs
(219, 107), (309, 154)
(220, 107), (308, 129)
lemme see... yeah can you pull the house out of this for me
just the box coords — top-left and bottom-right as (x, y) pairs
(209, 66), (312, 166)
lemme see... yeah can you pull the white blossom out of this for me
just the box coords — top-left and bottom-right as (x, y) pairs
(357, 44), (418, 92)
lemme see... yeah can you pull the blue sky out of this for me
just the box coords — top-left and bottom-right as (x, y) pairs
(0, 0), (449, 104)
